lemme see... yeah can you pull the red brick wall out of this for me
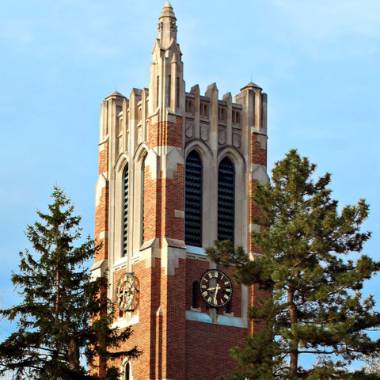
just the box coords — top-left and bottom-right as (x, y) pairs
(143, 117), (185, 246)
(142, 165), (159, 242)
(250, 133), (266, 166)
(186, 321), (246, 379)
(148, 118), (183, 148)
(109, 257), (188, 379)
(95, 142), (109, 262)
(185, 259), (209, 311)
(219, 265), (242, 318)
(143, 165), (185, 244)
(110, 258), (247, 380)
(162, 164), (185, 240)
(98, 142), (108, 174)
(109, 259), (159, 379)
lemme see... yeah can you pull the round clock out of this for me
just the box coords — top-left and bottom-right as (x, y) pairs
(199, 269), (233, 308)
(117, 273), (139, 312)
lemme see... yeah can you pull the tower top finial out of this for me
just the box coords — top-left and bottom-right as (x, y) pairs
(157, 2), (177, 49)
(160, 1), (176, 19)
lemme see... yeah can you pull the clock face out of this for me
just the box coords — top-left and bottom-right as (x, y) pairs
(117, 273), (139, 312)
(200, 269), (233, 308)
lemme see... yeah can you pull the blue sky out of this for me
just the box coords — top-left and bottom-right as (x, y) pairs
(0, 0), (379, 375)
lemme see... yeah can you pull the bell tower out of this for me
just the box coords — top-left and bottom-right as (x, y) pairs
(91, 3), (268, 379)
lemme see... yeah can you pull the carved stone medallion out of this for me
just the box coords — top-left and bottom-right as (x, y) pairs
(117, 273), (140, 312)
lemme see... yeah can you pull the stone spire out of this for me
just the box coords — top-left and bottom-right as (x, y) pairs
(158, 1), (177, 50)
(149, 2), (184, 115)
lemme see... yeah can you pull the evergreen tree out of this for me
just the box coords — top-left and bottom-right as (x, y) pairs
(207, 150), (380, 379)
(364, 355), (380, 375)
(0, 187), (139, 380)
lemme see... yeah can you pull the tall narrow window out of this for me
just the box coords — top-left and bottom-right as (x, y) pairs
(141, 156), (146, 245)
(176, 77), (180, 107)
(192, 281), (200, 309)
(218, 157), (235, 243)
(122, 165), (129, 257)
(124, 362), (131, 380)
(167, 75), (171, 106)
(185, 151), (202, 247)
(156, 76), (159, 107)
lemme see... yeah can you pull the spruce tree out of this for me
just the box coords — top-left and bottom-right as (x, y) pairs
(0, 187), (139, 380)
(207, 150), (380, 379)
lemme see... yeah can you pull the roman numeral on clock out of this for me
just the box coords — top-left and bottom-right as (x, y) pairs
(199, 270), (233, 308)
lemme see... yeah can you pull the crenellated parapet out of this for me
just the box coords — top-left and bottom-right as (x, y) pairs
(183, 82), (267, 157)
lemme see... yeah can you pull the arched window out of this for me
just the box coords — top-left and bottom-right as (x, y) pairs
(122, 165), (129, 257)
(141, 156), (146, 245)
(124, 362), (132, 380)
(185, 151), (202, 247)
(218, 157), (235, 244)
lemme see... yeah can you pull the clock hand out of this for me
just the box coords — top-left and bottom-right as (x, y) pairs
(213, 283), (220, 304)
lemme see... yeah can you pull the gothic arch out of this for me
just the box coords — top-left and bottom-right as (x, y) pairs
(185, 150), (203, 247)
(217, 146), (245, 172)
(184, 141), (214, 249)
(112, 155), (130, 264)
(115, 153), (129, 173)
(217, 147), (247, 248)
(121, 358), (133, 380)
(134, 142), (149, 162)
(185, 140), (213, 162)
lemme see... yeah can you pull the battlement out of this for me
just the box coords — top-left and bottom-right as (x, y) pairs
(100, 79), (266, 159)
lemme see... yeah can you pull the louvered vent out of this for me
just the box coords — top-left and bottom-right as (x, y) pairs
(218, 157), (235, 243)
(122, 165), (129, 257)
(185, 151), (202, 247)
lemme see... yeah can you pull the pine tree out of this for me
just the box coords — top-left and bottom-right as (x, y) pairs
(207, 150), (380, 379)
(364, 355), (380, 375)
(0, 187), (139, 380)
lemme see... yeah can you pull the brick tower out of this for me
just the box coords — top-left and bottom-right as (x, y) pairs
(91, 3), (268, 379)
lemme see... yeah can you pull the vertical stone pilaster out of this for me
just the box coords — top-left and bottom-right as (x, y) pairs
(238, 83), (269, 335)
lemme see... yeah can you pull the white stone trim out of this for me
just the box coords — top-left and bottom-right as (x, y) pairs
(89, 259), (108, 281)
(174, 209), (184, 218)
(217, 314), (247, 328)
(186, 310), (212, 324)
(160, 245), (186, 275)
(249, 223), (261, 233)
(112, 313), (139, 329)
(251, 163), (269, 184)
(164, 147), (184, 179)
(185, 310), (247, 328)
(99, 231), (108, 240)
(95, 174), (107, 207)
(186, 245), (206, 255)
(121, 356), (134, 380)
(112, 256), (129, 271)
